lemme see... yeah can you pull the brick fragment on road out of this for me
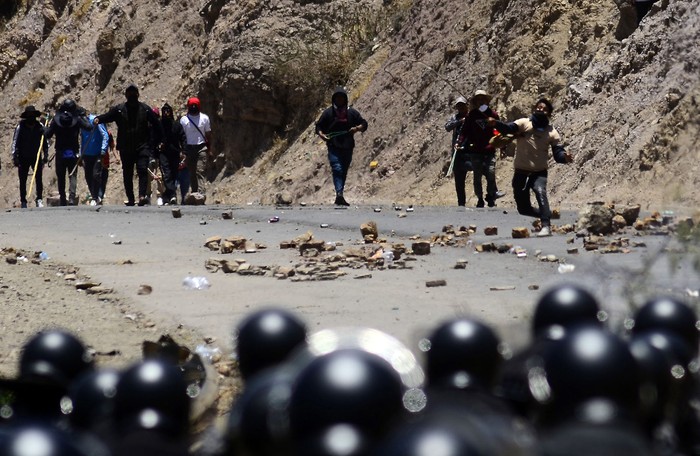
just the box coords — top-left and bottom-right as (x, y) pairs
(512, 227), (530, 238)
(426, 279), (446, 287)
(412, 241), (431, 255)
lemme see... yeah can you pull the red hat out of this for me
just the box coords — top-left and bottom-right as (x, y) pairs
(187, 97), (201, 108)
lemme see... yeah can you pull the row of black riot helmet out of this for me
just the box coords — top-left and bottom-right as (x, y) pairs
(227, 285), (699, 456)
(0, 329), (192, 456)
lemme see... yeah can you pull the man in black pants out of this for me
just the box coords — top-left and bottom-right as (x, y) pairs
(158, 103), (187, 205)
(445, 96), (472, 207)
(45, 99), (93, 206)
(11, 106), (48, 208)
(95, 84), (162, 206)
(488, 98), (573, 237)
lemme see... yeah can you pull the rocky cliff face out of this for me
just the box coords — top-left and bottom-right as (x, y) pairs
(0, 0), (698, 212)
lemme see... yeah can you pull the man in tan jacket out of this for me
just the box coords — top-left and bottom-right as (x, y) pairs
(488, 98), (572, 237)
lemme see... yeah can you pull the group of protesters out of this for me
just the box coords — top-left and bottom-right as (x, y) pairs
(443, 90), (573, 237)
(9, 84), (212, 208)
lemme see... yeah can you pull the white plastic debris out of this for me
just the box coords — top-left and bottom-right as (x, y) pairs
(557, 264), (576, 274)
(183, 276), (211, 290)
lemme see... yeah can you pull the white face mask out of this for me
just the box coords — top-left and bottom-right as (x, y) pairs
(479, 104), (489, 112)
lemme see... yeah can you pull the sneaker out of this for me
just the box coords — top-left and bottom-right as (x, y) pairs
(89, 199), (97, 206)
(36, 199), (44, 208)
(124, 200), (135, 207)
(495, 190), (506, 199)
(476, 199), (485, 208)
(169, 197), (177, 205)
(486, 198), (496, 208)
(157, 197), (164, 206)
(21, 202), (28, 209)
(537, 226), (552, 237)
(138, 197), (150, 206)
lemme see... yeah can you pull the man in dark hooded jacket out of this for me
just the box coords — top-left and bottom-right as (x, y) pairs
(11, 106), (48, 208)
(94, 84), (162, 206)
(44, 99), (93, 206)
(314, 87), (367, 206)
(158, 103), (187, 205)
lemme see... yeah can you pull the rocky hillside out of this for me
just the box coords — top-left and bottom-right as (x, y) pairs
(0, 0), (698, 213)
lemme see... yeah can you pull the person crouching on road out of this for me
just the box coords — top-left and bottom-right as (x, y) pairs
(315, 86), (368, 206)
(444, 96), (472, 207)
(44, 99), (93, 206)
(80, 110), (109, 205)
(487, 98), (573, 237)
(11, 106), (48, 208)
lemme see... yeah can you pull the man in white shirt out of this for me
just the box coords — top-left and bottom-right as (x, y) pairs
(179, 97), (212, 196)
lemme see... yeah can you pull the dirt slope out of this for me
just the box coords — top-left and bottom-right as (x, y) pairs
(0, 0), (698, 213)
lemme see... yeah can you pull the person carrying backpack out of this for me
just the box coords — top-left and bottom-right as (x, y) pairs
(11, 106), (48, 208)
(44, 99), (93, 206)
(315, 86), (368, 206)
(94, 84), (163, 206)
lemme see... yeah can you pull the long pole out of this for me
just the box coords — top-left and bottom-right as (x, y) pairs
(27, 115), (50, 201)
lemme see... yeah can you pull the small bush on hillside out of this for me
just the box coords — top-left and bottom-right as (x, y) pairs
(270, 0), (413, 137)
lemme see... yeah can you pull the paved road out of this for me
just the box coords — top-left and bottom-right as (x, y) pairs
(1, 203), (694, 353)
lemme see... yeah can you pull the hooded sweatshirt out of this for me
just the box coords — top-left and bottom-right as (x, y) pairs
(314, 87), (368, 150)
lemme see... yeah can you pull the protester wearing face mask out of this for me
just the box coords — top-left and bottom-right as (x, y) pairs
(11, 106), (49, 208)
(179, 97), (212, 200)
(94, 84), (163, 206)
(159, 103), (187, 205)
(487, 98), (573, 237)
(455, 90), (504, 208)
(45, 99), (94, 206)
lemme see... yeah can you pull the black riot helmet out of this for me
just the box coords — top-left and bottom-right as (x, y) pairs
(370, 419), (482, 456)
(225, 367), (296, 456)
(67, 369), (120, 431)
(425, 318), (502, 391)
(628, 336), (674, 429)
(113, 359), (190, 436)
(19, 329), (94, 387)
(235, 308), (307, 380)
(294, 424), (371, 456)
(0, 424), (89, 456)
(541, 325), (640, 422)
(289, 349), (404, 440)
(532, 284), (601, 338)
(632, 296), (699, 356)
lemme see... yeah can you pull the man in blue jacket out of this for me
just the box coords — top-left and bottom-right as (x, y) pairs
(315, 87), (368, 206)
(80, 110), (109, 205)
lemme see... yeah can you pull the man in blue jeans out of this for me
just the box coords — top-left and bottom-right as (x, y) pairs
(315, 87), (368, 206)
(488, 98), (573, 237)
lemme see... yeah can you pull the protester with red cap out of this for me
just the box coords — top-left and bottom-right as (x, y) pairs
(179, 96), (212, 199)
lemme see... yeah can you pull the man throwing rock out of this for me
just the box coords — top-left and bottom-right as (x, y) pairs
(488, 98), (573, 237)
